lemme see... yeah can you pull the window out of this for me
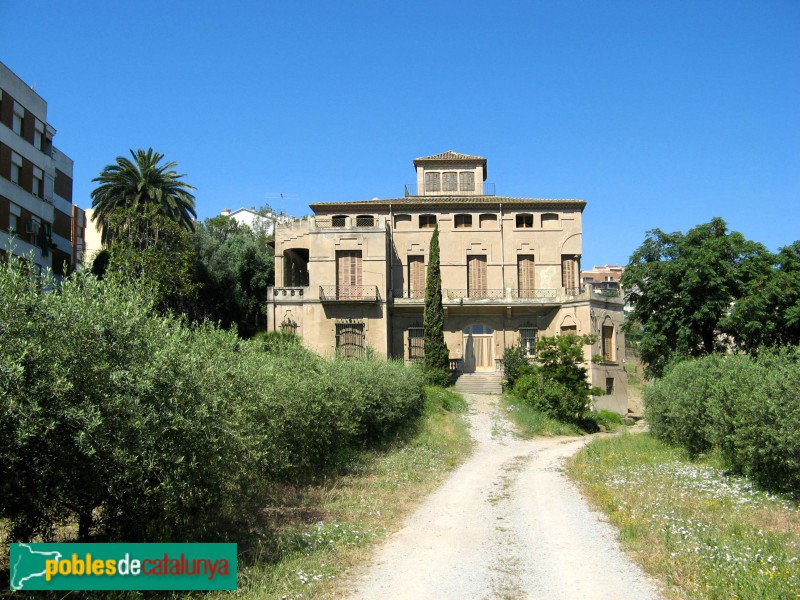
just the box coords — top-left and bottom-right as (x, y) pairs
(337, 250), (362, 297)
(394, 214), (411, 228)
(425, 172), (440, 193)
(10, 152), (22, 185)
(12, 103), (23, 135)
(355, 215), (374, 227)
(542, 213), (559, 228)
(561, 325), (577, 335)
(517, 255), (536, 297)
(442, 171), (458, 192)
(519, 327), (537, 357)
(459, 171), (475, 192)
(32, 166), (43, 197)
(8, 203), (20, 234)
(602, 325), (614, 362)
(34, 119), (44, 150)
(408, 326), (424, 360)
(331, 215), (347, 227)
(336, 320), (365, 358)
(605, 377), (615, 395)
(419, 214), (436, 228)
(454, 214), (472, 228)
(467, 255), (487, 297)
(562, 255), (579, 293)
(479, 214), (497, 228)
(408, 255), (426, 298)
(516, 213), (533, 228)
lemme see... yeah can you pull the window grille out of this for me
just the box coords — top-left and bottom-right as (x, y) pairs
(336, 320), (365, 358)
(408, 326), (424, 360)
(355, 215), (374, 227)
(519, 327), (537, 357)
(331, 215), (347, 227)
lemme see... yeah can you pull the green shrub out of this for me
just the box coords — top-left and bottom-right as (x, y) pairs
(0, 255), (428, 546)
(502, 343), (530, 388)
(588, 409), (624, 431)
(644, 348), (800, 496)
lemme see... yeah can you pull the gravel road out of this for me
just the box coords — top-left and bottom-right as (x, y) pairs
(344, 393), (663, 600)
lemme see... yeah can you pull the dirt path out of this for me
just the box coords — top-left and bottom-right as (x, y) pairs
(343, 393), (662, 599)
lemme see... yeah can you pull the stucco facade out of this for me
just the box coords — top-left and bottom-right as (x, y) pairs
(266, 151), (627, 413)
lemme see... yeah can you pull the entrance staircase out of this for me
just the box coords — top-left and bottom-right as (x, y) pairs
(453, 372), (503, 395)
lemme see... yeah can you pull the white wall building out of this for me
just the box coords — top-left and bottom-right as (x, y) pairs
(220, 207), (293, 237)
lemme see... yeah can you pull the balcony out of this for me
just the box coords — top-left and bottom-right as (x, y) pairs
(319, 285), (380, 303)
(313, 216), (387, 230)
(272, 286), (308, 300)
(404, 182), (495, 197)
(393, 287), (591, 305)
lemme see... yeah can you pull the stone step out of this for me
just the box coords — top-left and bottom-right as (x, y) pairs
(453, 373), (503, 395)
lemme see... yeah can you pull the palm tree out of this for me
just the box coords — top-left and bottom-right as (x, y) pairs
(90, 148), (197, 246)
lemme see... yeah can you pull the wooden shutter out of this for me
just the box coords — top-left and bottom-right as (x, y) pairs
(337, 250), (362, 297)
(602, 325), (614, 361)
(518, 255), (535, 297)
(561, 255), (577, 291)
(468, 255), (487, 297)
(409, 256), (426, 298)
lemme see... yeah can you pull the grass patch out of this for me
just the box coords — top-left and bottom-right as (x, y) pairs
(567, 433), (800, 599)
(501, 393), (583, 437)
(205, 385), (471, 599)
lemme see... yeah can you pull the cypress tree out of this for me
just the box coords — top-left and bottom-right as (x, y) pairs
(423, 224), (450, 380)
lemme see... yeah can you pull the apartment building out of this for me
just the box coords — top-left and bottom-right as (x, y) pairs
(266, 151), (627, 413)
(0, 61), (80, 276)
(581, 264), (624, 294)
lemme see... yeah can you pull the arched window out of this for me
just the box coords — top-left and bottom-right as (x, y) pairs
(516, 213), (533, 228)
(542, 213), (559, 228)
(331, 215), (347, 227)
(464, 324), (493, 335)
(479, 214), (497, 228)
(419, 214), (436, 228)
(394, 214), (412, 228)
(454, 214), (472, 228)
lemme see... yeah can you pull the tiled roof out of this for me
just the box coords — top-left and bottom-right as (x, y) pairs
(310, 196), (586, 212)
(413, 150), (486, 162)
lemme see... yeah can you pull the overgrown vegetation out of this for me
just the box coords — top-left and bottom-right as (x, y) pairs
(569, 434), (800, 599)
(644, 348), (800, 496)
(504, 334), (604, 427)
(0, 255), (426, 550)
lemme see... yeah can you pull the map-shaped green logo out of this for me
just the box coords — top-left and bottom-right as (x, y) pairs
(10, 543), (63, 590)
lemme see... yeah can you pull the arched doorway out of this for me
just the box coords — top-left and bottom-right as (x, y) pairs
(463, 324), (494, 372)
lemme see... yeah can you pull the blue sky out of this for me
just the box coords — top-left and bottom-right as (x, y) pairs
(2, 0), (798, 267)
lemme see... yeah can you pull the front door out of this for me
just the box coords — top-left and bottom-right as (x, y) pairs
(463, 324), (494, 372)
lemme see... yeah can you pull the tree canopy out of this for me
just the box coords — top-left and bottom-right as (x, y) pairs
(90, 148), (197, 246)
(622, 217), (800, 378)
(190, 214), (275, 337)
